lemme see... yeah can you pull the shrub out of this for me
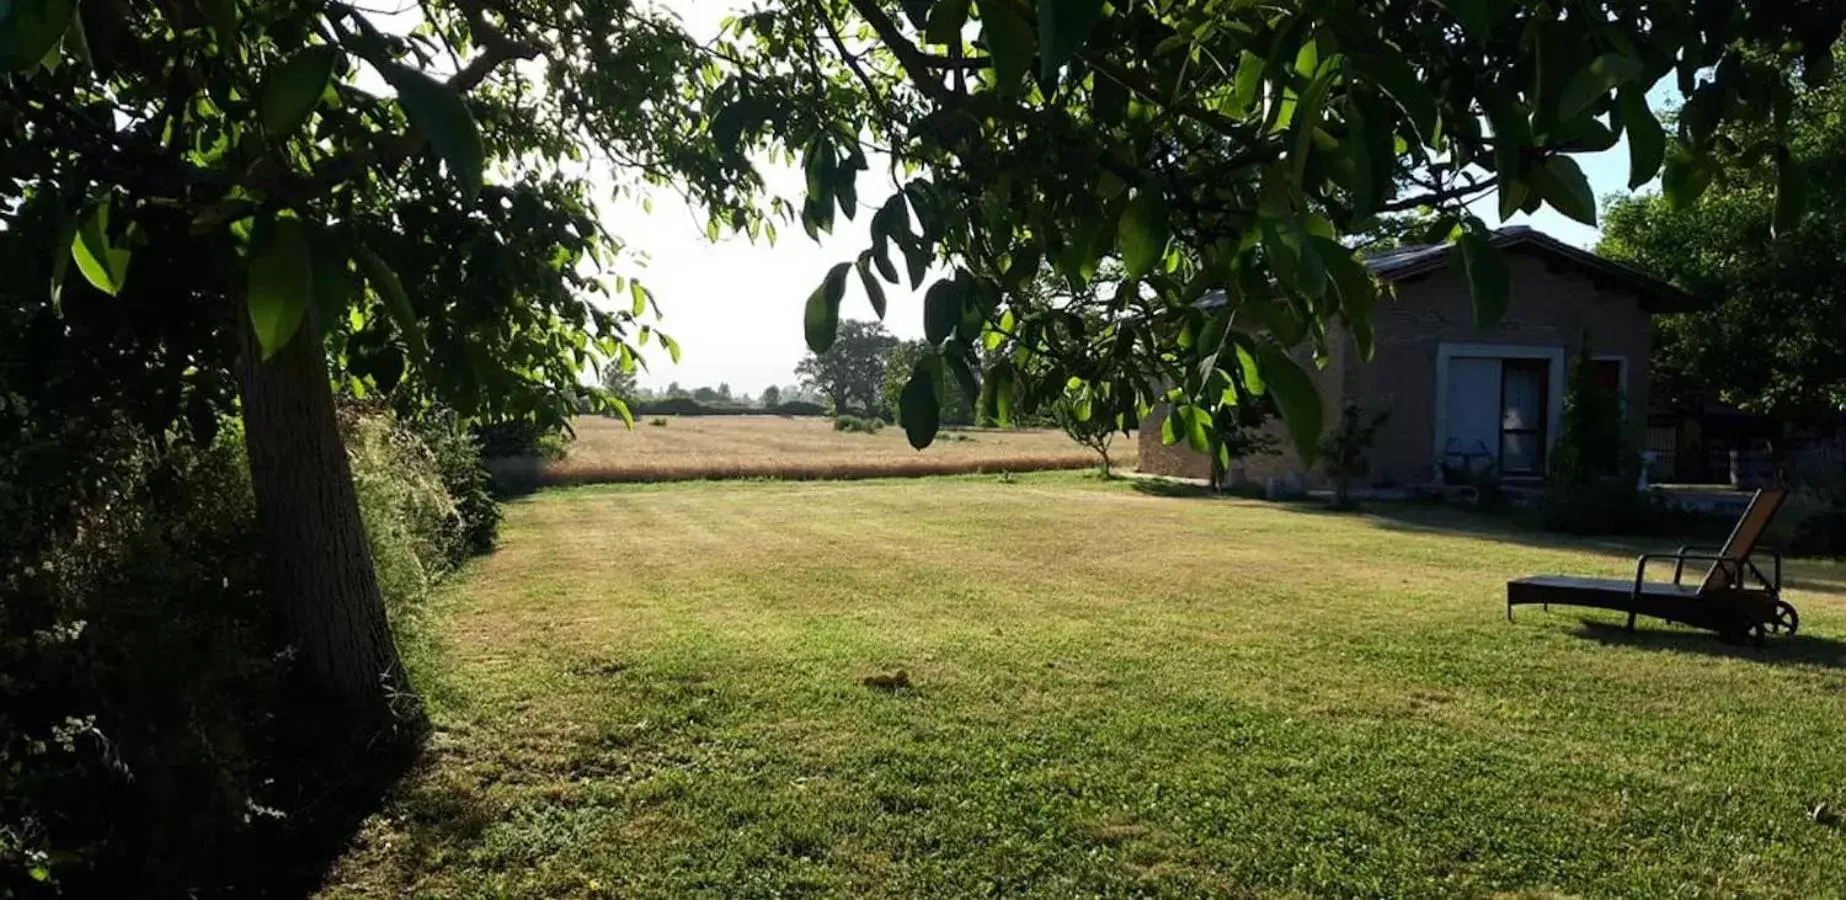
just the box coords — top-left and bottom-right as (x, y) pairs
(1, 399), (500, 895)
(772, 400), (827, 417)
(1543, 342), (1644, 534)
(2, 420), (283, 896)
(833, 414), (884, 434)
(474, 418), (570, 460)
(408, 406), (500, 563)
(649, 417), (669, 427)
(630, 397), (826, 417)
(1052, 400), (1120, 476)
(341, 404), (465, 639)
(1321, 403), (1390, 509)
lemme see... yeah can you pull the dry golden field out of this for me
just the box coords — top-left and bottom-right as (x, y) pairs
(494, 415), (1133, 486)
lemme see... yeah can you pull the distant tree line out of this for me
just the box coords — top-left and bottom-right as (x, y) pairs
(597, 363), (824, 417)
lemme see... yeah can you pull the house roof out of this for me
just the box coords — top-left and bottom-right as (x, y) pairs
(1198, 225), (1704, 314)
(1361, 225), (1703, 313)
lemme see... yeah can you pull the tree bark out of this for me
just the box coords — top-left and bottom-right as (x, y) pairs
(237, 311), (419, 733)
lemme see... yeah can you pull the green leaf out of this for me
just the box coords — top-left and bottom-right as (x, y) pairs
(900, 360), (941, 449)
(1118, 189), (1169, 279)
(379, 60), (486, 197)
(1661, 146), (1713, 211)
(659, 331), (682, 363)
(1532, 155), (1597, 226)
(902, 239), (931, 289)
(1318, 238), (1378, 361)
(630, 279), (649, 316)
(1457, 229), (1510, 327)
(977, 0), (1034, 94)
(71, 201), (130, 296)
(28, 866), (50, 883)
(608, 396), (634, 429)
(1227, 50), (1265, 120)
(1557, 53), (1641, 122)
(924, 278), (961, 344)
(804, 261), (851, 353)
(1037, 0), (1104, 78)
(803, 135), (836, 215)
(1233, 339), (1265, 396)
(979, 362), (1016, 427)
(1618, 87), (1664, 189)
(247, 216), (314, 360)
(854, 253), (888, 319)
(926, 0), (970, 46)
(260, 45), (337, 138)
(1773, 148), (1806, 238)
(943, 340), (981, 403)
(0, 0), (76, 71)
(1256, 343), (1321, 464)
(1355, 53), (1440, 145)
(355, 245), (424, 356)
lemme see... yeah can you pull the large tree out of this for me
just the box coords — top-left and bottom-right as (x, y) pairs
(883, 338), (976, 425)
(1601, 52), (1846, 421)
(719, 0), (1843, 464)
(796, 319), (900, 415)
(0, 0), (761, 733)
(6, 0), (1839, 748)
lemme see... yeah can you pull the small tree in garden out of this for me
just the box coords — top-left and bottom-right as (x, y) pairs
(1054, 400), (1118, 476)
(1321, 404), (1391, 509)
(1550, 343), (1626, 490)
(1544, 342), (1636, 532)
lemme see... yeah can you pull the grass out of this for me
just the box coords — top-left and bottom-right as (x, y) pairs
(489, 415), (1124, 488)
(325, 474), (1846, 898)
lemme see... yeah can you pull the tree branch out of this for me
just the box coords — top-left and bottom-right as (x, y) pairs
(1379, 176), (1499, 213)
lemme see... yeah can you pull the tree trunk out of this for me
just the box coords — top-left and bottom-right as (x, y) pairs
(238, 311), (419, 734)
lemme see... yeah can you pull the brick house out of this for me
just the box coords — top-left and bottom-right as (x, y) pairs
(1137, 226), (1703, 488)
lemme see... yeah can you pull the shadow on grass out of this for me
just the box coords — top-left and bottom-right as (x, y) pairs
(64, 699), (426, 899)
(1568, 619), (1846, 669)
(1128, 478), (1759, 564)
(1126, 479), (1846, 601)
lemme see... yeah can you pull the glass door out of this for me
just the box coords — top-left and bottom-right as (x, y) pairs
(1500, 359), (1549, 474)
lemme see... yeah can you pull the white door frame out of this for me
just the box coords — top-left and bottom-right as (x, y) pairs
(1434, 343), (1567, 468)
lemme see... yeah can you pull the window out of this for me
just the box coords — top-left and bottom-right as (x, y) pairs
(1500, 359), (1550, 474)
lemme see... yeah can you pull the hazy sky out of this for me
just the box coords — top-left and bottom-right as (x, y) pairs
(605, 2), (1644, 395)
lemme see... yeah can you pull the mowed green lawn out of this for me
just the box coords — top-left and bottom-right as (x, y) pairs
(324, 475), (1846, 898)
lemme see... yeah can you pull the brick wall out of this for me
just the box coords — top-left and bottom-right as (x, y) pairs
(1137, 249), (1654, 486)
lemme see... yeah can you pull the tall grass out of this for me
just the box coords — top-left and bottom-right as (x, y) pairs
(489, 452), (1099, 491)
(486, 416), (1130, 492)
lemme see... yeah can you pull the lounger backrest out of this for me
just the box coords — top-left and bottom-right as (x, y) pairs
(1699, 488), (1787, 593)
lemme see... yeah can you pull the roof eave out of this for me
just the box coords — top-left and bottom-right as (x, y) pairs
(1370, 230), (1707, 314)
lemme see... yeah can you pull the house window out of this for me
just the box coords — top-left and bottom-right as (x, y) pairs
(1500, 359), (1549, 474)
(1436, 344), (1570, 480)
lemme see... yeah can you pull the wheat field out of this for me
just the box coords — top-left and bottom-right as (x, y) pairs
(493, 415), (1133, 487)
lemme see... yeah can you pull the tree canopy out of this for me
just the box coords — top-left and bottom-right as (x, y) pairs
(1602, 50), (1846, 420)
(0, 0), (774, 717)
(709, 0), (1843, 467)
(5, 0), (1841, 742)
(796, 319), (900, 415)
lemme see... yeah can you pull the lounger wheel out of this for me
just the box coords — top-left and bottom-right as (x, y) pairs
(1764, 599), (1799, 637)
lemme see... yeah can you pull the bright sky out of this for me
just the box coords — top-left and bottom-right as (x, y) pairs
(603, 2), (1648, 395)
